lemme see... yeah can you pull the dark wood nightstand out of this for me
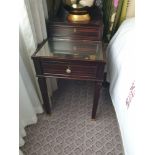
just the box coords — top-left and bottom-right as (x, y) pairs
(32, 6), (106, 119)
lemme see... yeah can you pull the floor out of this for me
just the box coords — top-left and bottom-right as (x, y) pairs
(21, 80), (124, 155)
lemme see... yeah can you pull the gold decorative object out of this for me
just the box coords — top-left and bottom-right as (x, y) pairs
(63, 0), (93, 22)
(67, 13), (90, 22)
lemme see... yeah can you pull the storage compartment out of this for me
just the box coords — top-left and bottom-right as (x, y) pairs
(41, 61), (97, 78)
(47, 25), (101, 40)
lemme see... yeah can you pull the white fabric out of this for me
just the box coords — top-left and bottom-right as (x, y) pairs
(19, 54), (43, 146)
(106, 18), (136, 155)
(42, 0), (48, 19)
(19, 0), (58, 151)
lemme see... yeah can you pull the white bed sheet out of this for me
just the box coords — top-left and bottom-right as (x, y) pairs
(106, 18), (136, 155)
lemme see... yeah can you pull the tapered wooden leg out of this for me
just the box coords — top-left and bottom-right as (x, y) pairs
(92, 81), (102, 119)
(38, 77), (51, 114)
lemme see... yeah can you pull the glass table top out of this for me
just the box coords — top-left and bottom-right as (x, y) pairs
(35, 39), (105, 62)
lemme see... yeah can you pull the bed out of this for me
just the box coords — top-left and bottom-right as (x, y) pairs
(106, 18), (135, 155)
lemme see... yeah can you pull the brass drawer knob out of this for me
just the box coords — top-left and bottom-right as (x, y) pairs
(66, 67), (71, 73)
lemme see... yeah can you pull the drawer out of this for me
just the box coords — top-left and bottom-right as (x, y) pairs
(41, 61), (97, 78)
(47, 25), (102, 41)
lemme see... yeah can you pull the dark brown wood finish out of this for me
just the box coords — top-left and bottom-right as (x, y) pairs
(48, 26), (102, 41)
(32, 6), (105, 119)
(92, 81), (102, 119)
(38, 77), (51, 114)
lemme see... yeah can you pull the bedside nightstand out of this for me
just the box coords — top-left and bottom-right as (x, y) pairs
(32, 6), (106, 119)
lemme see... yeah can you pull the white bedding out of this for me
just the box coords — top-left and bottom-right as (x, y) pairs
(106, 18), (136, 155)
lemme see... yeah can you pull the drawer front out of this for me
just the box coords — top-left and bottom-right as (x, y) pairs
(41, 61), (97, 78)
(47, 25), (102, 41)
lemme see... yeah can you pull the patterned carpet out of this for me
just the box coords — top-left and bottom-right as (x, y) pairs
(21, 80), (124, 155)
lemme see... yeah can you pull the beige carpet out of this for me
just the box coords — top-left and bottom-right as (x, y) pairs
(21, 80), (124, 155)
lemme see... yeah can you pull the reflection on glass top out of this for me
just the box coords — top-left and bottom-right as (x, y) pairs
(35, 40), (104, 61)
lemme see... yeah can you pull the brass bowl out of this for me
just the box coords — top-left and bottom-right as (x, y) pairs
(63, 0), (92, 22)
(67, 13), (90, 22)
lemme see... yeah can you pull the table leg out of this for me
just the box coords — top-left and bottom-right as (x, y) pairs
(38, 77), (51, 114)
(92, 81), (102, 119)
